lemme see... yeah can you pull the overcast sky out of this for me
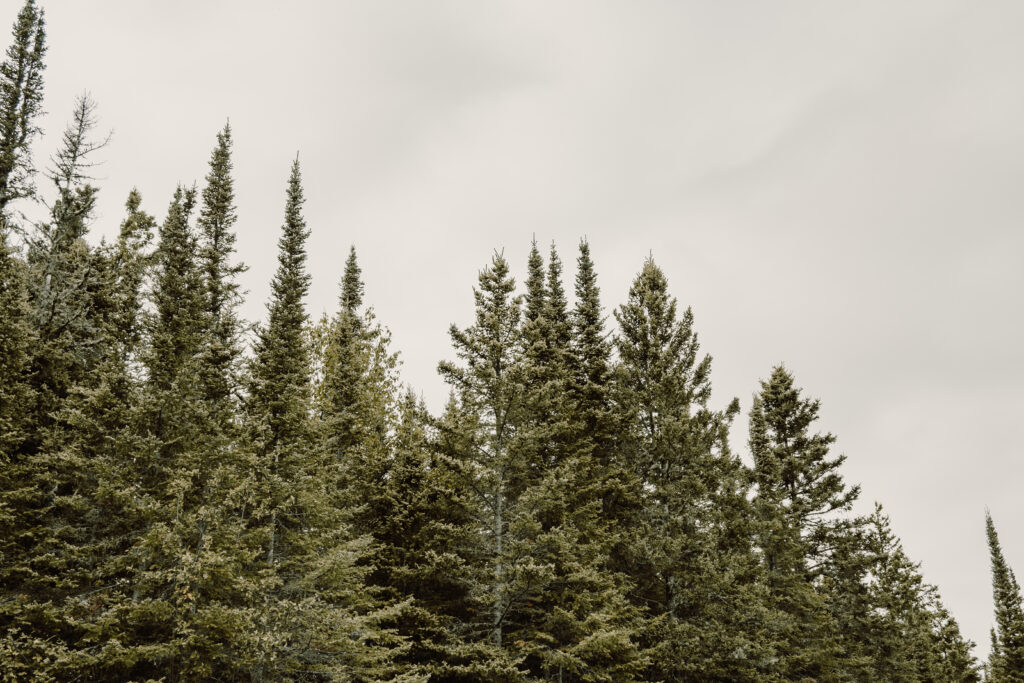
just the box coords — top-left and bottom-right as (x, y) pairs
(26, 0), (1024, 658)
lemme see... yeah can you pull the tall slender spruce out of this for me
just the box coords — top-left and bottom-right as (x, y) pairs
(0, 0), (45, 214)
(987, 512), (1024, 681)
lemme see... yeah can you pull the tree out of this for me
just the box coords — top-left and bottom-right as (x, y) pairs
(316, 245), (398, 464)
(569, 240), (637, 544)
(244, 159), (404, 681)
(987, 512), (1024, 681)
(861, 505), (979, 681)
(0, 224), (32, 455)
(613, 257), (759, 681)
(511, 242), (645, 682)
(748, 365), (856, 678)
(0, 0), (45, 215)
(437, 251), (529, 679)
(749, 366), (860, 566)
(22, 94), (106, 444)
(363, 390), (494, 681)
(197, 122), (245, 425)
(0, 95), (115, 680)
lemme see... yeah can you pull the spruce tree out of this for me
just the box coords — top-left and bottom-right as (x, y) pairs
(197, 122), (245, 425)
(0, 95), (114, 679)
(36, 191), (160, 680)
(317, 245), (397, 462)
(749, 365), (865, 678)
(364, 389), (492, 681)
(0, 0), (45, 214)
(105, 183), (255, 680)
(570, 241), (637, 529)
(437, 251), (529, 679)
(861, 505), (979, 681)
(987, 512), (1024, 681)
(513, 242), (645, 682)
(22, 94), (106, 443)
(245, 159), (401, 681)
(0, 222), (42, 676)
(749, 366), (860, 562)
(0, 224), (31, 454)
(613, 258), (760, 681)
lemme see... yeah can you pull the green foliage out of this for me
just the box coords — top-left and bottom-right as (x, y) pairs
(0, 0), (45, 213)
(613, 258), (761, 681)
(0, 2), (1000, 676)
(987, 513), (1024, 682)
(197, 122), (245, 426)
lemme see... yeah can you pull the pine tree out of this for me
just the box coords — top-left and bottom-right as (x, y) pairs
(861, 505), (979, 681)
(749, 365), (864, 678)
(437, 251), (529, 679)
(613, 258), (760, 681)
(0, 0), (45, 215)
(362, 390), (493, 681)
(511, 242), (645, 682)
(987, 512), (1024, 681)
(245, 159), (403, 681)
(0, 95), (115, 680)
(197, 122), (245, 424)
(317, 245), (397, 463)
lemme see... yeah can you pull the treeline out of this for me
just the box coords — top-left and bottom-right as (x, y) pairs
(1, 1), (1022, 681)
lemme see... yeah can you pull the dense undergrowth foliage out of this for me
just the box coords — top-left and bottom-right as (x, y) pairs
(0, 2), (1021, 680)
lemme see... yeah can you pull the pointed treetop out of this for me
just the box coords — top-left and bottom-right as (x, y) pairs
(573, 239), (609, 361)
(524, 238), (545, 325)
(750, 365), (859, 519)
(49, 92), (108, 195)
(340, 244), (363, 314)
(199, 121), (236, 233)
(270, 157), (310, 309)
(544, 242), (570, 351)
(0, 0), (46, 213)
(986, 511), (1024, 679)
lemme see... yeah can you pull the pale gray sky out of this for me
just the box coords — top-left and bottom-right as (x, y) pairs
(29, 0), (1024, 657)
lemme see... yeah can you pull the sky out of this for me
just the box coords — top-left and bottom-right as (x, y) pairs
(21, 0), (1024, 658)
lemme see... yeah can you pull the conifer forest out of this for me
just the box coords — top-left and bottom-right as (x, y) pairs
(2, 2), (1023, 681)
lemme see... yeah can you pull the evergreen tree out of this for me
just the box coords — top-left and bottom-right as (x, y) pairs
(437, 251), (530, 679)
(513, 242), (645, 682)
(750, 366), (860, 565)
(570, 241), (637, 531)
(22, 94), (106, 444)
(197, 122), (245, 424)
(0, 224), (32, 455)
(930, 602), (982, 682)
(0, 0), (45, 214)
(0, 95), (115, 680)
(861, 505), (979, 681)
(0, 222), (42, 677)
(362, 389), (494, 681)
(748, 366), (850, 678)
(613, 258), (760, 681)
(987, 512), (1024, 681)
(98, 183), (255, 681)
(245, 159), (403, 681)
(317, 245), (397, 462)
(341, 243), (364, 314)
(34, 191), (160, 681)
